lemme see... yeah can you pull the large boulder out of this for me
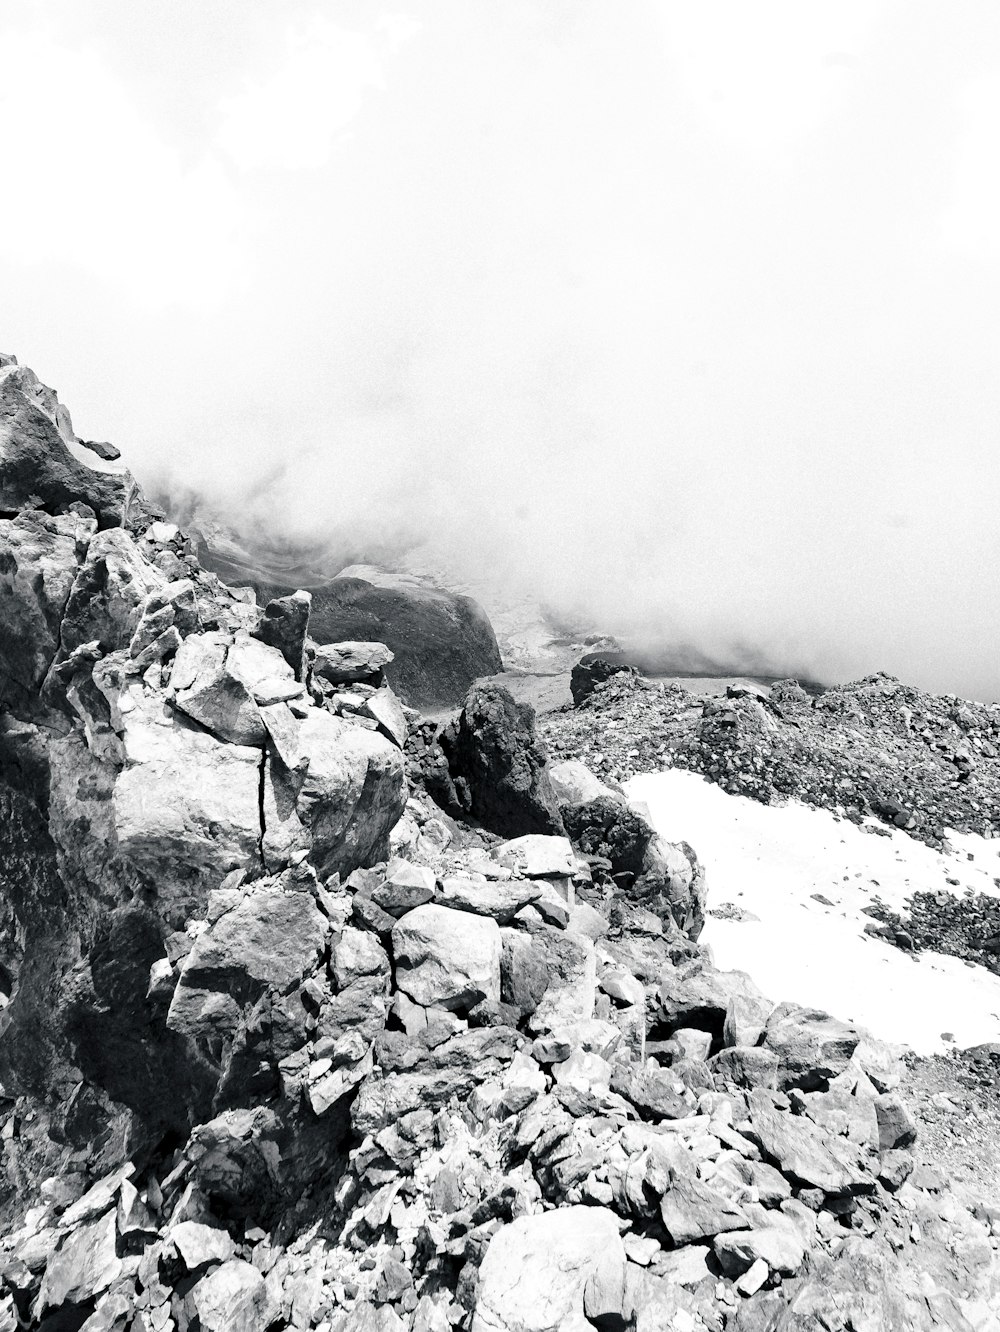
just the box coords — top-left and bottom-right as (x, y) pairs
(562, 796), (706, 939)
(261, 706), (407, 878)
(433, 682), (565, 837)
(472, 1206), (626, 1332)
(392, 904), (501, 1012)
(206, 561), (503, 709)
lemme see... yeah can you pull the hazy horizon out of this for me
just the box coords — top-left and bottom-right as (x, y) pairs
(3, 2), (1000, 700)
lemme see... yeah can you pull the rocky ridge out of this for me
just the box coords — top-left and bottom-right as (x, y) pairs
(0, 362), (997, 1330)
(542, 668), (1000, 849)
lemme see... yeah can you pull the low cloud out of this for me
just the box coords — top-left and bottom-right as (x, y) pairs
(2, 1), (999, 699)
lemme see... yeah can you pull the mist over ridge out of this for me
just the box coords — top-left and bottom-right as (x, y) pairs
(3, 1), (1000, 700)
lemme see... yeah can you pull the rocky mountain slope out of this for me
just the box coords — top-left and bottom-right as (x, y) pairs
(0, 360), (998, 1331)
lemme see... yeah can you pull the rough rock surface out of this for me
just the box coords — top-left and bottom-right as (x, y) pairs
(0, 360), (998, 1332)
(426, 682), (566, 838)
(210, 561), (504, 709)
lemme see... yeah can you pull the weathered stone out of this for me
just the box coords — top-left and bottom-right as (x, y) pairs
(361, 685), (408, 749)
(471, 1206), (626, 1332)
(709, 1047), (780, 1091)
(393, 904), (501, 1012)
(253, 589), (311, 679)
(191, 1258), (278, 1332)
(659, 1173), (749, 1245)
(526, 929), (596, 1034)
(763, 1004), (862, 1091)
(168, 882), (327, 1040)
(0, 509), (93, 705)
(332, 927), (391, 990)
(746, 1090), (869, 1192)
(312, 640), (394, 686)
(172, 631), (266, 746)
(113, 718), (263, 923)
(496, 835), (578, 878)
(714, 1224), (806, 1277)
(439, 875), (542, 923)
(658, 962), (768, 1038)
(37, 1210), (122, 1314)
(372, 861), (437, 916)
(171, 1220), (238, 1270)
(436, 683), (565, 837)
(0, 361), (143, 525)
(548, 760), (619, 807)
(263, 706), (406, 879)
(874, 1093), (917, 1151)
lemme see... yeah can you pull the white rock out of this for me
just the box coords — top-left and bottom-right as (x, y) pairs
(496, 835), (577, 879)
(393, 904), (501, 1012)
(171, 1220), (237, 1270)
(472, 1206), (626, 1332)
(548, 760), (619, 807)
(192, 1259), (278, 1332)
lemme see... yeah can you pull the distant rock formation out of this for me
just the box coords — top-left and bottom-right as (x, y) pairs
(197, 538), (505, 710)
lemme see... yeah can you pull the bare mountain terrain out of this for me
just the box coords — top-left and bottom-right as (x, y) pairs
(0, 360), (998, 1330)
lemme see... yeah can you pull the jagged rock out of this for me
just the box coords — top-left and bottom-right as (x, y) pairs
(392, 904), (501, 1012)
(436, 683), (565, 837)
(171, 631), (267, 745)
(874, 1093), (917, 1151)
(332, 927), (391, 989)
(0, 508), (93, 705)
(714, 1224), (806, 1277)
(361, 684), (408, 749)
(657, 962), (770, 1040)
(709, 1046), (780, 1090)
(171, 1220), (238, 1270)
(495, 834), (577, 878)
(746, 1090), (870, 1192)
(253, 589), (311, 680)
(36, 1209), (123, 1315)
(548, 759), (619, 807)
(660, 1173), (749, 1245)
(372, 861), (437, 917)
(262, 706), (406, 879)
(113, 718), (263, 924)
(168, 878), (327, 1041)
(0, 361), (145, 526)
(525, 928), (597, 1034)
(762, 1004), (862, 1090)
(471, 1205), (626, 1332)
(191, 1258), (278, 1332)
(438, 875), (542, 924)
(570, 655), (641, 706)
(312, 640), (394, 686)
(58, 526), (164, 658)
(562, 797), (706, 939)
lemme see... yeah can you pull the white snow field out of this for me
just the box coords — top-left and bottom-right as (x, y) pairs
(627, 769), (1000, 1055)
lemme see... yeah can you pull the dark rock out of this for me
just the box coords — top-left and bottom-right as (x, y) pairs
(232, 566), (503, 709)
(253, 589), (311, 679)
(434, 683), (565, 837)
(570, 655), (641, 706)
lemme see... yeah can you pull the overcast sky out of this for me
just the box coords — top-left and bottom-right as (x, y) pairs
(2, 1), (1000, 699)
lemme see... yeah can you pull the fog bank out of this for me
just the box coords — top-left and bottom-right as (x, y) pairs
(3, 2), (1000, 699)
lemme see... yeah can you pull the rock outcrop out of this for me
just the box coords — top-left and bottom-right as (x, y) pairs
(0, 359), (997, 1332)
(201, 556), (505, 710)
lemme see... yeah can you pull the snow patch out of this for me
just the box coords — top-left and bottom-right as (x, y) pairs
(627, 769), (1000, 1055)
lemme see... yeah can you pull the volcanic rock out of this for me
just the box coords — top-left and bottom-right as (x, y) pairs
(435, 682), (565, 837)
